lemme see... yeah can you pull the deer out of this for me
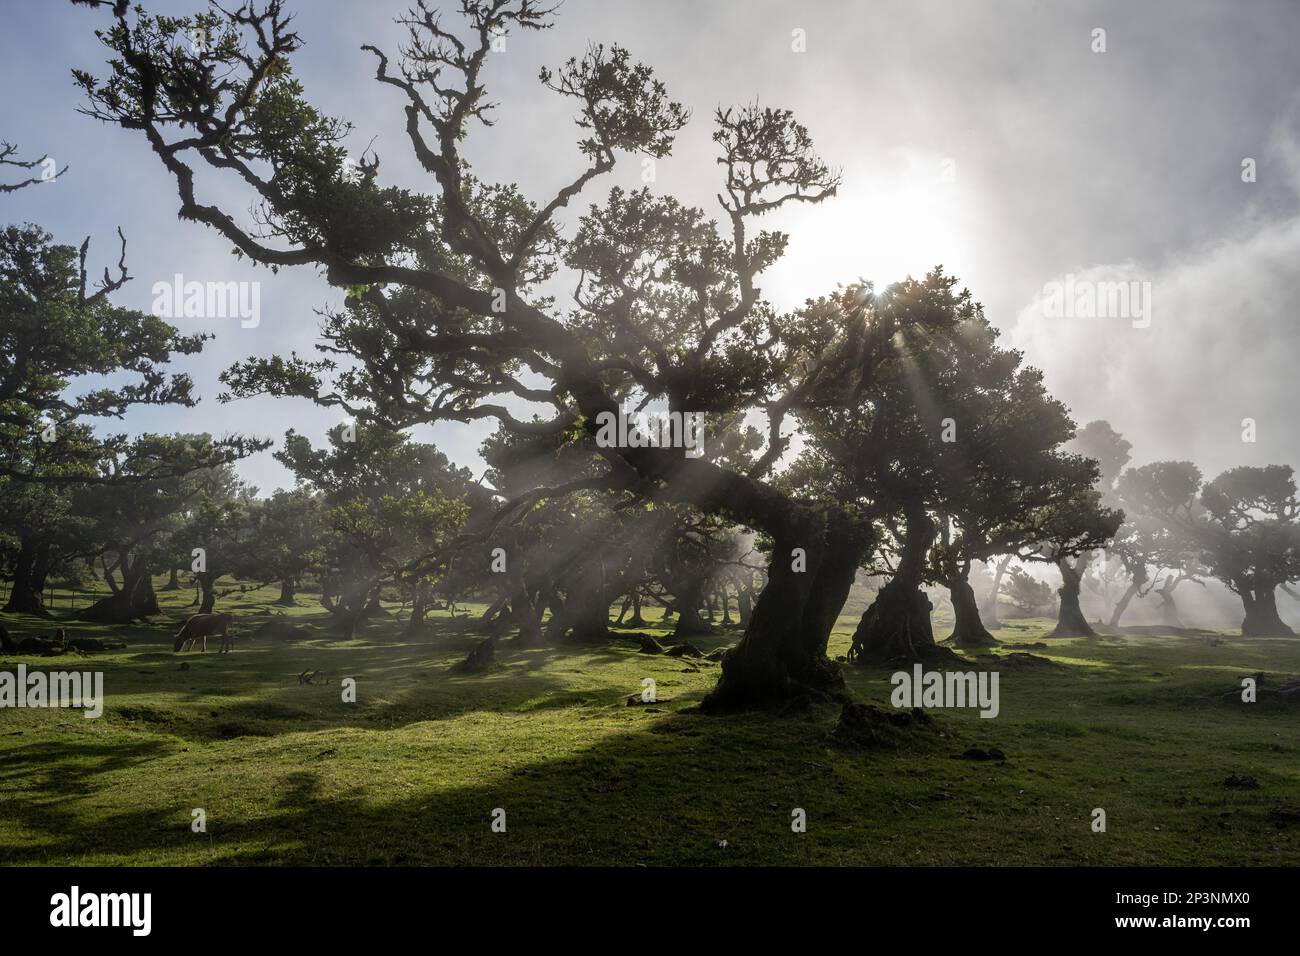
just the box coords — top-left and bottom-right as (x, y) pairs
(173, 613), (237, 653)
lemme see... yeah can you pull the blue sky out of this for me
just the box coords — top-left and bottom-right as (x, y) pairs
(4, 0), (1300, 492)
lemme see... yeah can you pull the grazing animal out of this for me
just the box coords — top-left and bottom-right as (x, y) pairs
(173, 613), (237, 654)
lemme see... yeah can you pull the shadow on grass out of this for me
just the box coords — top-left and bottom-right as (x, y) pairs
(3, 610), (708, 744)
(0, 704), (859, 865)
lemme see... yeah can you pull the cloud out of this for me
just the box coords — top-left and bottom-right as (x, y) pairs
(1009, 197), (1300, 480)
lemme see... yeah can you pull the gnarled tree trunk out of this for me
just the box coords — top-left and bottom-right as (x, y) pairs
(850, 511), (949, 663)
(736, 577), (754, 628)
(321, 575), (370, 640)
(704, 510), (868, 710)
(197, 571), (216, 614)
(137, 573), (161, 616)
(948, 569), (998, 648)
(4, 537), (51, 616)
(510, 590), (544, 646)
(852, 579), (936, 662)
(406, 582), (429, 632)
(82, 553), (158, 623)
(1240, 584), (1293, 636)
(671, 576), (713, 638)
(1108, 578), (1142, 628)
(1051, 556), (1095, 637)
(625, 590), (647, 627)
(562, 568), (613, 644)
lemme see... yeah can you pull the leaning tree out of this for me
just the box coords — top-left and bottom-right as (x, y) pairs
(75, 0), (978, 708)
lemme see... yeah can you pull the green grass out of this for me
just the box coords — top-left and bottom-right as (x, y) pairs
(1, 580), (1298, 865)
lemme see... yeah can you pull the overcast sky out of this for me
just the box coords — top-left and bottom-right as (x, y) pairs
(4, 0), (1300, 493)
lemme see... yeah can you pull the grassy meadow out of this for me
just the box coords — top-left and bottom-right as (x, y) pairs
(1, 579), (1298, 866)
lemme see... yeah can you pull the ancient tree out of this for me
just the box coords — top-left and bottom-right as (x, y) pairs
(76, 0), (905, 708)
(1199, 465), (1300, 636)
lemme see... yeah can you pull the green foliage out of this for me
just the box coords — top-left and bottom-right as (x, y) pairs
(1199, 465), (1300, 596)
(788, 268), (1117, 578)
(1071, 420), (1133, 496)
(540, 44), (690, 159)
(1000, 566), (1056, 614)
(0, 224), (207, 481)
(1111, 460), (1205, 585)
(276, 424), (478, 603)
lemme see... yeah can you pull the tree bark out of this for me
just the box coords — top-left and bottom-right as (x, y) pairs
(850, 511), (951, 663)
(161, 566), (181, 591)
(659, 549), (714, 637)
(610, 448), (870, 708)
(137, 572), (161, 616)
(852, 577), (937, 662)
(277, 576), (297, 606)
(737, 578), (753, 628)
(948, 571), (998, 648)
(406, 582), (428, 632)
(340, 611), (360, 641)
(541, 587), (568, 644)
(3, 537), (50, 616)
(672, 577), (713, 638)
(510, 588), (544, 646)
(567, 599), (612, 642)
(1108, 575), (1143, 628)
(1051, 556), (1095, 637)
(321, 576), (369, 639)
(562, 569), (613, 644)
(82, 554), (158, 622)
(1240, 585), (1293, 636)
(626, 590), (647, 627)
(197, 571), (216, 614)
(703, 511), (868, 710)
